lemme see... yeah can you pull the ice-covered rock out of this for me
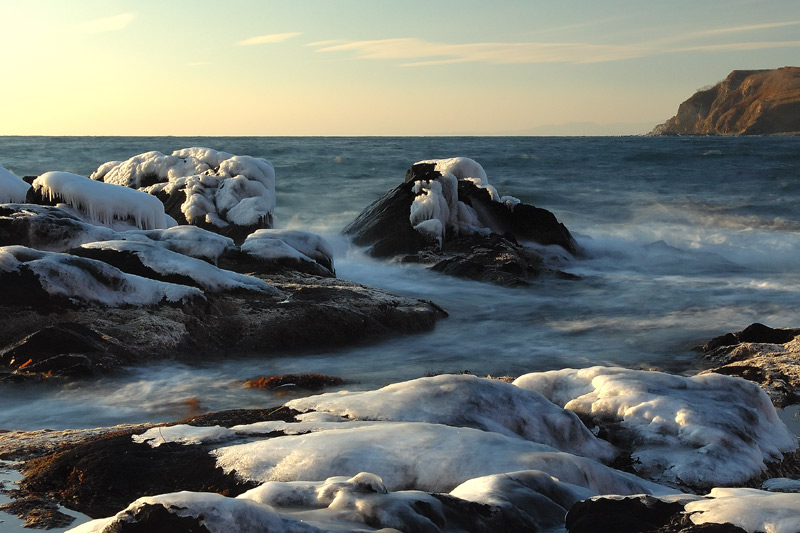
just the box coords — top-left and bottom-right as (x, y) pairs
(513, 366), (799, 488)
(32, 171), (172, 230)
(285, 373), (617, 462)
(74, 240), (275, 293)
(122, 225), (236, 264)
(0, 245), (203, 307)
(91, 148), (276, 238)
(343, 158), (577, 285)
(212, 421), (670, 495)
(0, 204), (116, 251)
(132, 424), (236, 447)
(0, 164), (30, 203)
(685, 487), (800, 533)
(239, 229), (335, 276)
(450, 469), (596, 532)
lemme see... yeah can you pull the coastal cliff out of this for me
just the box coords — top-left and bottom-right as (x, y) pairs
(652, 67), (800, 135)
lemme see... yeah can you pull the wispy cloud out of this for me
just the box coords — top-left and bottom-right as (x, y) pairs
(692, 19), (800, 37)
(678, 40), (800, 53)
(236, 32), (301, 46)
(312, 38), (650, 66)
(75, 13), (135, 33)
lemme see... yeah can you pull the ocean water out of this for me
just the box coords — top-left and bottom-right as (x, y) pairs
(1, 136), (799, 431)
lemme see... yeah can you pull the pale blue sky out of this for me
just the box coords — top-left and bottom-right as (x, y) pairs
(1, 0), (798, 135)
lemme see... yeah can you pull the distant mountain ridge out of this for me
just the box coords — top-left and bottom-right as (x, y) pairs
(652, 67), (800, 135)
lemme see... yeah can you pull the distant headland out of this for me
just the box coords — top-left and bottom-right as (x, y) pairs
(652, 66), (800, 135)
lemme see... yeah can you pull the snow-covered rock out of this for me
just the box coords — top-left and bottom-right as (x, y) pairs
(450, 469), (595, 532)
(32, 171), (172, 230)
(212, 421), (670, 496)
(132, 425), (236, 447)
(0, 164), (30, 203)
(91, 147), (276, 232)
(685, 487), (800, 533)
(0, 245), (203, 306)
(285, 373), (617, 462)
(240, 229), (334, 276)
(76, 240), (275, 293)
(513, 366), (798, 487)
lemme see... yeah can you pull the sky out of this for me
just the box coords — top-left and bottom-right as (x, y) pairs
(1, 0), (798, 136)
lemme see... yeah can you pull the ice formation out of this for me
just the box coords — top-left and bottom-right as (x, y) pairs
(91, 147), (276, 228)
(123, 225), (235, 263)
(0, 245), (203, 306)
(78, 240), (274, 293)
(285, 374), (617, 462)
(212, 421), (669, 496)
(0, 164), (30, 203)
(241, 229), (334, 274)
(408, 157), (512, 246)
(132, 425), (235, 447)
(684, 487), (800, 533)
(0, 204), (117, 251)
(513, 366), (798, 486)
(450, 469), (596, 531)
(32, 171), (172, 230)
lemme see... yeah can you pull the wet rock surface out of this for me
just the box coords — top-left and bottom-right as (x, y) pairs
(701, 323), (800, 407)
(0, 273), (445, 381)
(565, 495), (747, 533)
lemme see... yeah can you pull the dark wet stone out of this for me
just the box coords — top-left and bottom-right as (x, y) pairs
(565, 495), (748, 533)
(0, 322), (129, 377)
(703, 323), (800, 352)
(343, 162), (578, 286)
(105, 503), (211, 533)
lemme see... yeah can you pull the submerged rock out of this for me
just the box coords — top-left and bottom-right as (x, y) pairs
(701, 323), (800, 407)
(344, 158), (577, 286)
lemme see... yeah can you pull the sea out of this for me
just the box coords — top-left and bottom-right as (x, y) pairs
(1, 135), (799, 433)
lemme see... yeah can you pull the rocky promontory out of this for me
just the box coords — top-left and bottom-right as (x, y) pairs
(652, 67), (800, 135)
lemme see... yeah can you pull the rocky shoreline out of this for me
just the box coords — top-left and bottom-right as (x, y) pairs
(2, 150), (800, 532)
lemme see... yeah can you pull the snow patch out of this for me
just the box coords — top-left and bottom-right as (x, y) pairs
(32, 171), (171, 230)
(513, 366), (798, 486)
(132, 425), (236, 447)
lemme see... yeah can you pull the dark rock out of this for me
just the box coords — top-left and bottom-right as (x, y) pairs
(565, 495), (748, 533)
(430, 234), (553, 286)
(104, 503), (211, 533)
(703, 323), (800, 352)
(700, 323), (800, 406)
(343, 179), (433, 257)
(0, 273), (445, 380)
(566, 495), (685, 533)
(652, 67), (800, 136)
(15, 406), (300, 518)
(344, 162), (578, 285)
(457, 180), (577, 255)
(0, 203), (114, 251)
